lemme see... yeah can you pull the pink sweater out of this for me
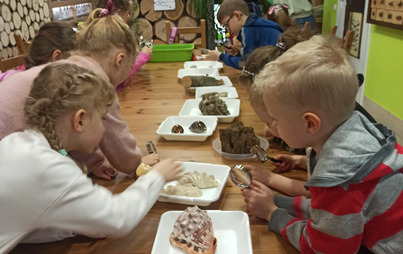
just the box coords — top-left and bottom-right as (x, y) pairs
(0, 56), (142, 173)
(0, 69), (21, 82)
(115, 51), (150, 92)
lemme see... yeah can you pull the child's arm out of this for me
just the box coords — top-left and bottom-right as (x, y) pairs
(244, 165), (310, 197)
(115, 48), (153, 92)
(130, 47), (152, 76)
(271, 154), (307, 173)
(142, 153), (159, 166)
(205, 50), (241, 69)
(269, 185), (368, 253)
(41, 159), (182, 240)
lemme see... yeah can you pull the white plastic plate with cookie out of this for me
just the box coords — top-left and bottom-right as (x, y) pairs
(158, 161), (230, 206)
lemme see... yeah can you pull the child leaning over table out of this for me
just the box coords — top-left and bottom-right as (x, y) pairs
(206, 0), (282, 69)
(0, 11), (157, 181)
(0, 63), (183, 253)
(243, 35), (403, 253)
(94, 0), (153, 92)
(0, 21), (76, 82)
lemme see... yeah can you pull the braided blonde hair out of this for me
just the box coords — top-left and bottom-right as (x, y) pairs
(24, 62), (116, 151)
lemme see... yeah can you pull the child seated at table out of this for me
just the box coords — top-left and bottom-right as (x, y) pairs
(0, 11), (156, 180)
(0, 21), (76, 82)
(206, 0), (282, 69)
(94, 0), (153, 92)
(243, 35), (403, 253)
(0, 62), (183, 253)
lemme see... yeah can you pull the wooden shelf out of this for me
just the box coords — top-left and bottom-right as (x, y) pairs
(50, 0), (93, 8)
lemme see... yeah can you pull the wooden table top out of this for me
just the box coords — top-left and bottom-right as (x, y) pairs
(11, 62), (305, 254)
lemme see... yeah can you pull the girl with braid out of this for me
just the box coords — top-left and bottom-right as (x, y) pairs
(0, 63), (183, 253)
(0, 11), (157, 180)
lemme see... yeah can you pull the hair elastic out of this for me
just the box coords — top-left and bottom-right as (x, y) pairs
(58, 149), (68, 156)
(242, 66), (255, 77)
(276, 41), (286, 51)
(99, 9), (109, 17)
(268, 4), (288, 15)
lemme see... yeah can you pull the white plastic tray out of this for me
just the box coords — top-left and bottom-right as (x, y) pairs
(178, 98), (240, 123)
(184, 60), (223, 69)
(212, 136), (269, 159)
(158, 161), (230, 206)
(177, 68), (220, 79)
(151, 210), (253, 254)
(186, 76), (232, 93)
(156, 116), (218, 141)
(195, 86), (238, 99)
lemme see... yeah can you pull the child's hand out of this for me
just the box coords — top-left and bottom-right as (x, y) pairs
(152, 158), (183, 182)
(225, 37), (241, 56)
(263, 125), (274, 138)
(142, 153), (159, 166)
(243, 165), (273, 186)
(141, 46), (153, 58)
(271, 154), (306, 173)
(205, 50), (221, 61)
(90, 161), (117, 180)
(225, 44), (238, 56)
(242, 180), (277, 221)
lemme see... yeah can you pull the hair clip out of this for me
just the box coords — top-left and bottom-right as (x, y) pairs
(58, 149), (68, 156)
(242, 66), (255, 77)
(268, 4), (285, 15)
(276, 41), (286, 50)
(106, 0), (116, 13)
(99, 9), (108, 17)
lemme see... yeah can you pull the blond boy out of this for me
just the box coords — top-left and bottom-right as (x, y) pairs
(245, 36), (403, 253)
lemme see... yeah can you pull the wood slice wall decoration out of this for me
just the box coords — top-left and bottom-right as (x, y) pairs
(136, 0), (202, 44)
(0, 0), (50, 59)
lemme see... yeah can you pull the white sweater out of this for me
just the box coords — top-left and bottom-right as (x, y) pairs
(0, 130), (165, 253)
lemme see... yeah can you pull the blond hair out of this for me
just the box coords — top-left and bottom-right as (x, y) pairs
(217, 0), (250, 23)
(76, 8), (137, 61)
(254, 35), (358, 125)
(24, 62), (116, 151)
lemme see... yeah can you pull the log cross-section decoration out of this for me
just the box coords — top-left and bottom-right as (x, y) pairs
(140, 0), (162, 22)
(136, 0), (207, 48)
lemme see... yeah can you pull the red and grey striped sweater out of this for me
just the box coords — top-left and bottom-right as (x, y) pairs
(269, 112), (403, 253)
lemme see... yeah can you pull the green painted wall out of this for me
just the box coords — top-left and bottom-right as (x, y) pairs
(322, 0), (338, 34)
(322, 1), (403, 119)
(365, 26), (403, 119)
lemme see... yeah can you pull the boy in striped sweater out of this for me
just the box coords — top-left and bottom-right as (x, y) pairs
(244, 35), (403, 253)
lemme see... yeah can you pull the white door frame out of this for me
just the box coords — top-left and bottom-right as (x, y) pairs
(336, 0), (371, 104)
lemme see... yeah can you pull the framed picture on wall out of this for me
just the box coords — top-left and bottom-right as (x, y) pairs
(348, 12), (363, 58)
(367, 0), (403, 31)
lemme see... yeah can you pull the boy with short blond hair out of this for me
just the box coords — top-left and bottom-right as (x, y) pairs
(206, 0), (282, 69)
(246, 35), (403, 253)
